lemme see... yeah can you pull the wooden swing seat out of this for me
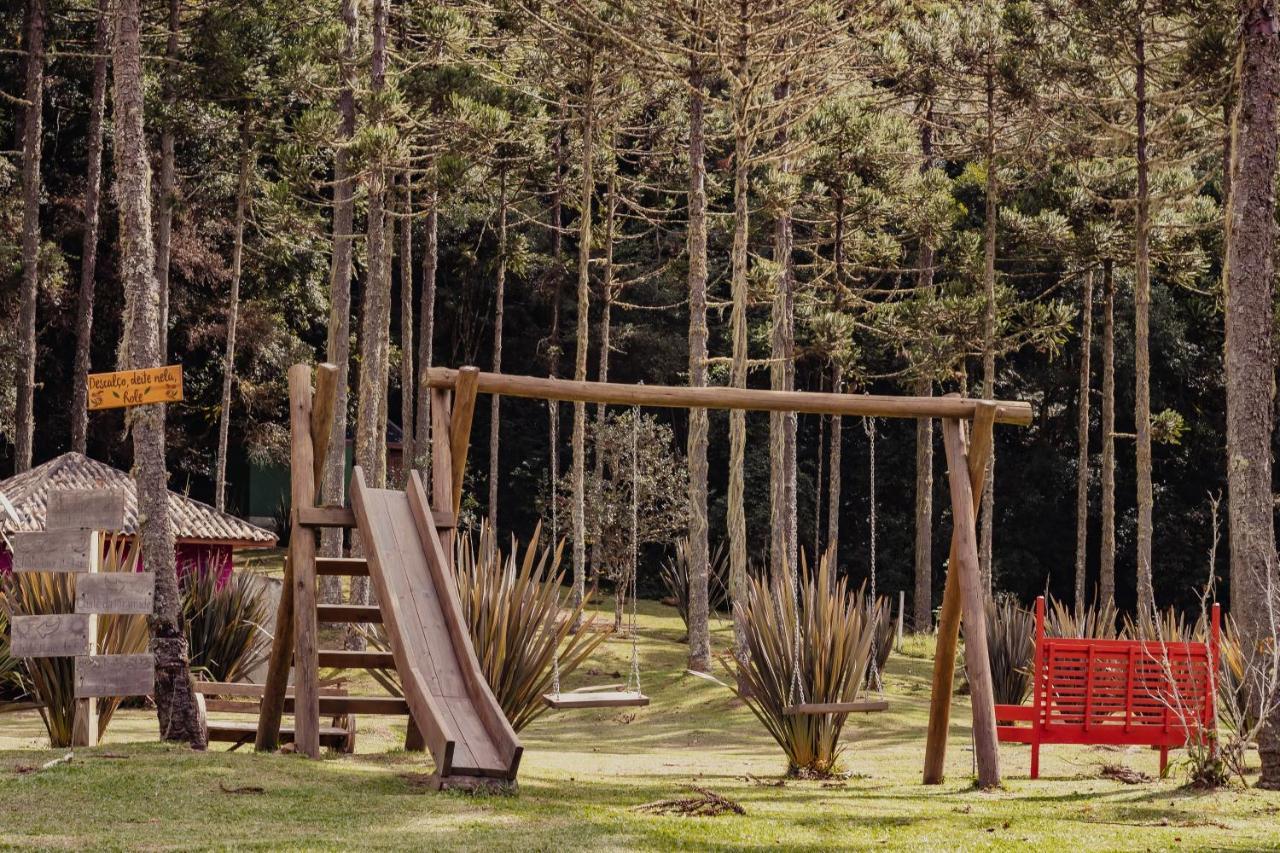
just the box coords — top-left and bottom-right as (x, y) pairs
(783, 700), (889, 715)
(542, 690), (650, 709)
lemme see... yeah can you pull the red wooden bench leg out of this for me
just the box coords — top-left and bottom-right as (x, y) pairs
(1031, 741), (1040, 780)
(1159, 746), (1169, 776)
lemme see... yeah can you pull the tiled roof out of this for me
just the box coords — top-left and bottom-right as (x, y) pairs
(0, 452), (276, 546)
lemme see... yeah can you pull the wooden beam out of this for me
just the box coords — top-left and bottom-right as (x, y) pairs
(424, 366), (1033, 426)
(74, 654), (154, 698)
(315, 604), (382, 623)
(431, 387), (455, 558)
(45, 489), (128, 531)
(314, 557), (369, 577)
(923, 402), (995, 783)
(295, 505), (356, 528)
(939, 415), (1001, 789)
(448, 366), (480, 516)
(309, 362), (339, 493)
(11, 529), (97, 573)
(289, 366), (322, 759)
(75, 572), (155, 615)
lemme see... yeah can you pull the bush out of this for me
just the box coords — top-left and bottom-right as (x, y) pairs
(181, 565), (271, 684)
(984, 596), (1035, 706)
(0, 601), (26, 702)
(454, 523), (607, 732)
(862, 587), (894, 689)
(658, 538), (729, 640)
(2, 533), (149, 746)
(1045, 596), (1120, 639)
(735, 555), (882, 776)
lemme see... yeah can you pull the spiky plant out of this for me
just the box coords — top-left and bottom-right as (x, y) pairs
(984, 596), (1036, 706)
(736, 555), (881, 776)
(0, 597), (26, 702)
(453, 523), (607, 732)
(181, 564), (271, 683)
(658, 538), (730, 640)
(3, 533), (149, 746)
(1045, 596), (1121, 639)
(1123, 606), (1196, 642)
(860, 586), (894, 689)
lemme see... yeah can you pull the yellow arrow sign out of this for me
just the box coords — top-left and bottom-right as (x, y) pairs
(87, 365), (184, 410)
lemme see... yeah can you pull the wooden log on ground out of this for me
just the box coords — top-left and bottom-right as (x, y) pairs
(939, 415), (1001, 789)
(423, 366), (1033, 426)
(923, 403), (995, 784)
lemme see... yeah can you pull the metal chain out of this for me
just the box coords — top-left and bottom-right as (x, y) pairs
(787, 552), (805, 707)
(626, 403), (643, 695)
(864, 416), (883, 695)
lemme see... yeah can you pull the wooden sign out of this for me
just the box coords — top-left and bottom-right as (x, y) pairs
(11, 529), (97, 573)
(75, 573), (154, 615)
(11, 614), (92, 657)
(87, 365), (183, 411)
(46, 490), (128, 532)
(74, 654), (154, 698)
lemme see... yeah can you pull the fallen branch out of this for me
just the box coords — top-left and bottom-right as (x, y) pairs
(635, 786), (745, 817)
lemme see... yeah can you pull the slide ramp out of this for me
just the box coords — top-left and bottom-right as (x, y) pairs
(351, 467), (522, 782)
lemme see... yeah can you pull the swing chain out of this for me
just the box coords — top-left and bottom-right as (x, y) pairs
(863, 416), (883, 695)
(786, 552), (805, 708)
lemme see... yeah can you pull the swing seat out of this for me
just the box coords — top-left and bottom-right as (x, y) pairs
(783, 700), (889, 715)
(542, 690), (650, 710)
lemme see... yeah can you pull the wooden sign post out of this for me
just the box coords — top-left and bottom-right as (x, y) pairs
(87, 365), (183, 410)
(10, 489), (152, 747)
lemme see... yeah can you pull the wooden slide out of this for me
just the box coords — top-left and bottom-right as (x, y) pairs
(350, 467), (522, 786)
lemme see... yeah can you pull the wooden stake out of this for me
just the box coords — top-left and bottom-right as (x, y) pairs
(72, 531), (100, 747)
(310, 362), (339, 493)
(938, 413), (1001, 789)
(923, 402), (996, 784)
(449, 366), (480, 516)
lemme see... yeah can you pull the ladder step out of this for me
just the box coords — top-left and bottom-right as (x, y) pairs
(314, 557), (369, 577)
(315, 604), (382, 623)
(283, 695), (408, 716)
(316, 649), (395, 669)
(295, 505), (457, 530)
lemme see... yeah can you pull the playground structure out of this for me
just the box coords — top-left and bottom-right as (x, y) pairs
(253, 361), (1031, 789)
(996, 596), (1221, 778)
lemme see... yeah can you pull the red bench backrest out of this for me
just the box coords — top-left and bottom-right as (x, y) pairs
(1030, 596), (1219, 736)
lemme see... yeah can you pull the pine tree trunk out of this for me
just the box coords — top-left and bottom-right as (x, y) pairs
(1224, 0), (1280, 788)
(489, 171), (508, 534)
(769, 79), (797, 578)
(70, 0), (111, 456)
(399, 174), (414, 484)
(413, 193), (437, 474)
(1133, 9), (1156, 615)
(15, 0), (46, 474)
(685, 56), (712, 673)
(319, 0), (359, 597)
(814, 388), (825, 567)
(112, 0), (206, 748)
(571, 66), (596, 618)
(827, 362), (843, 567)
(154, 0), (180, 361)
(913, 107), (936, 631)
(1073, 269), (1095, 605)
(589, 167), (616, 593)
(979, 62), (998, 595)
(548, 101), (566, 544)
(215, 127), (252, 512)
(1099, 259), (1117, 606)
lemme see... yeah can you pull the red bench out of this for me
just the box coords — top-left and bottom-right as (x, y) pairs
(995, 596), (1219, 778)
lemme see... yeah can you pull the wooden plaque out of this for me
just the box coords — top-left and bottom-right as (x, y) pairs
(87, 365), (183, 410)
(74, 654), (154, 698)
(11, 529), (97, 573)
(11, 614), (92, 657)
(46, 489), (128, 532)
(75, 572), (155, 615)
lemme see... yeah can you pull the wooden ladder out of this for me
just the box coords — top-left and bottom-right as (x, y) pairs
(254, 363), (478, 758)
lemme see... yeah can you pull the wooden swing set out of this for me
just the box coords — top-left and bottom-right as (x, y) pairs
(255, 362), (1030, 789)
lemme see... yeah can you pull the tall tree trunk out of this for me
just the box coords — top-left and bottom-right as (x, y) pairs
(1224, 0), (1280, 788)
(70, 0), (111, 456)
(827, 363), (843, 564)
(979, 62), (998, 594)
(769, 79), (797, 578)
(399, 174), (414, 484)
(814, 383), (825, 566)
(15, 0), (46, 474)
(154, 0), (180, 360)
(215, 126), (253, 511)
(589, 165), (616, 596)
(319, 0), (359, 601)
(548, 99), (566, 544)
(1073, 269), (1095, 605)
(1133, 8), (1156, 615)
(413, 192), (437, 474)
(112, 0), (205, 747)
(913, 106), (936, 631)
(571, 64), (596, 618)
(1099, 259), (1117, 606)
(685, 51), (712, 673)
(488, 170), (508, 534)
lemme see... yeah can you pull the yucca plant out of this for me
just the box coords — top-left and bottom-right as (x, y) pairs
(2, 533), (149, 746)
(736, 554), (881, 776)
(658, 538), (730, 640)
(1217, 616), (1256, 735)
(861, 586), (894, 689)
(0, 597), (27, 702)
(1123, 606), (1196, 642)
(1045, 595), (1121, 639)
(983, 596), (1036, 706)
(454, 523), (608, 732)
(181, 563), (271, 683)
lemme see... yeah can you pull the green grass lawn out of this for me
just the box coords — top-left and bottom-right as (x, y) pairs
(2, 597), (1277, 851)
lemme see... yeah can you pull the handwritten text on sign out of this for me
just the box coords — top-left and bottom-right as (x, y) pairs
(87, 365), (184, 411)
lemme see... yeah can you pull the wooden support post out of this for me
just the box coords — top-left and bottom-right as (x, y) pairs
(289, 365), (322, 758)
(310, 362), (339, 493)
(923, 401), (996, 784)
(431, 387), (455, 562)
(897, 590), (905, 651)
(71, 530), (100, 747)
(937, 412), (1001, 788)
(449, 366), (480, 516)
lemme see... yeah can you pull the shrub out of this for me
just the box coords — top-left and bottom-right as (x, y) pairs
(181, 564), (271, 684)
(1045, 596), (1120, 639)
(984, 596), (1035, 706)
(0, 600), (25, 702)
(658, 538), (729, 640)
(2, 533), (148, 747)
(735, 555), (882, 776)
(862, 586), (894, 689)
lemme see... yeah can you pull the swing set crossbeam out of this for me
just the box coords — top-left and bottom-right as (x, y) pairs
(424, 367), (1033, 425)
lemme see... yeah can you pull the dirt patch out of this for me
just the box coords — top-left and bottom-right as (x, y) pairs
(1099, 764), (1153, 784)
